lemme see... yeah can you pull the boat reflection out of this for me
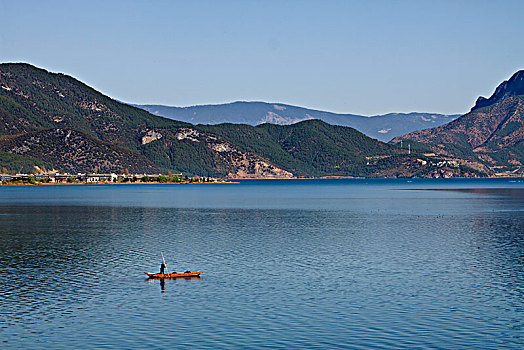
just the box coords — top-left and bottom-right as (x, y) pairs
(146, 276), (202, 294)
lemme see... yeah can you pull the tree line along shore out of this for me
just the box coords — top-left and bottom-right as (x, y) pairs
(0, 172), (225, 185)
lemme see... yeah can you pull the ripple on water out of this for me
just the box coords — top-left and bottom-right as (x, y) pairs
(0, 181), (523, 348)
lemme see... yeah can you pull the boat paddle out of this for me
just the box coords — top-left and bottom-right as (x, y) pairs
(161, 251), (170, 274)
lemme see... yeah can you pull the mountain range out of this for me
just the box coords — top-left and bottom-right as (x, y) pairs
(136, 102), (459, 142)
(0, 63), (405, 177)
(1, 62), (522, 178)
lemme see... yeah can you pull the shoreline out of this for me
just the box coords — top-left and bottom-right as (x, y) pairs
(0, 181), (239, 186)
(231, 175), (523, 180)
(2, 176), (523, 186)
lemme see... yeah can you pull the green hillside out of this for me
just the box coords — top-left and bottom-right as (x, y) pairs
(0, 63), (183, 147)
(201, 120), (395, 177)
(0, 63), (487, 178)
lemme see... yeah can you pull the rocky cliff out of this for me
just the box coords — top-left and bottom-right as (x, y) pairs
(393, 71), (524, 176)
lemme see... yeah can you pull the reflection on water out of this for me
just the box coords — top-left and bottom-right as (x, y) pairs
(148, 276), (203, 294)
(0, 179), (522, 349)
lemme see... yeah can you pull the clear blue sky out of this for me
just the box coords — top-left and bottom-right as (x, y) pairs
(2, 0), (523, 115)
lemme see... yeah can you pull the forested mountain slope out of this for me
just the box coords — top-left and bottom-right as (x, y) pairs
(0, 63), (484, 178)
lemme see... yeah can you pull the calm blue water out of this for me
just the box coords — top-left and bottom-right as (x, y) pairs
(0, 179), (523, 349)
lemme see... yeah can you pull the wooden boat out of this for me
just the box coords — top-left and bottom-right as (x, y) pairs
(146, 252), (202, 278)
(145, 271), (203, 279)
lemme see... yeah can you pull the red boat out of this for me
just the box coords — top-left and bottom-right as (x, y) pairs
(145, 271), (203, 279)
(146, 252), (202, 278)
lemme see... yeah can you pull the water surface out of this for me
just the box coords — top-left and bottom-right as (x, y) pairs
(0, 179), (523, 349)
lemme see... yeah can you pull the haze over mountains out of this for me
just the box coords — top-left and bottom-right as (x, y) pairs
(137, 102), (459, 142)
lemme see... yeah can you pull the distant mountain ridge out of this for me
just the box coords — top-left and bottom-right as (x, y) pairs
(136, 102), (460, 142)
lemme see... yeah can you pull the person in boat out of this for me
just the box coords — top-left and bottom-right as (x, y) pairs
(160, 262), (166, 274)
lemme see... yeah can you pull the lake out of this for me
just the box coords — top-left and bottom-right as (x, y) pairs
(0, 179), (523, 349)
